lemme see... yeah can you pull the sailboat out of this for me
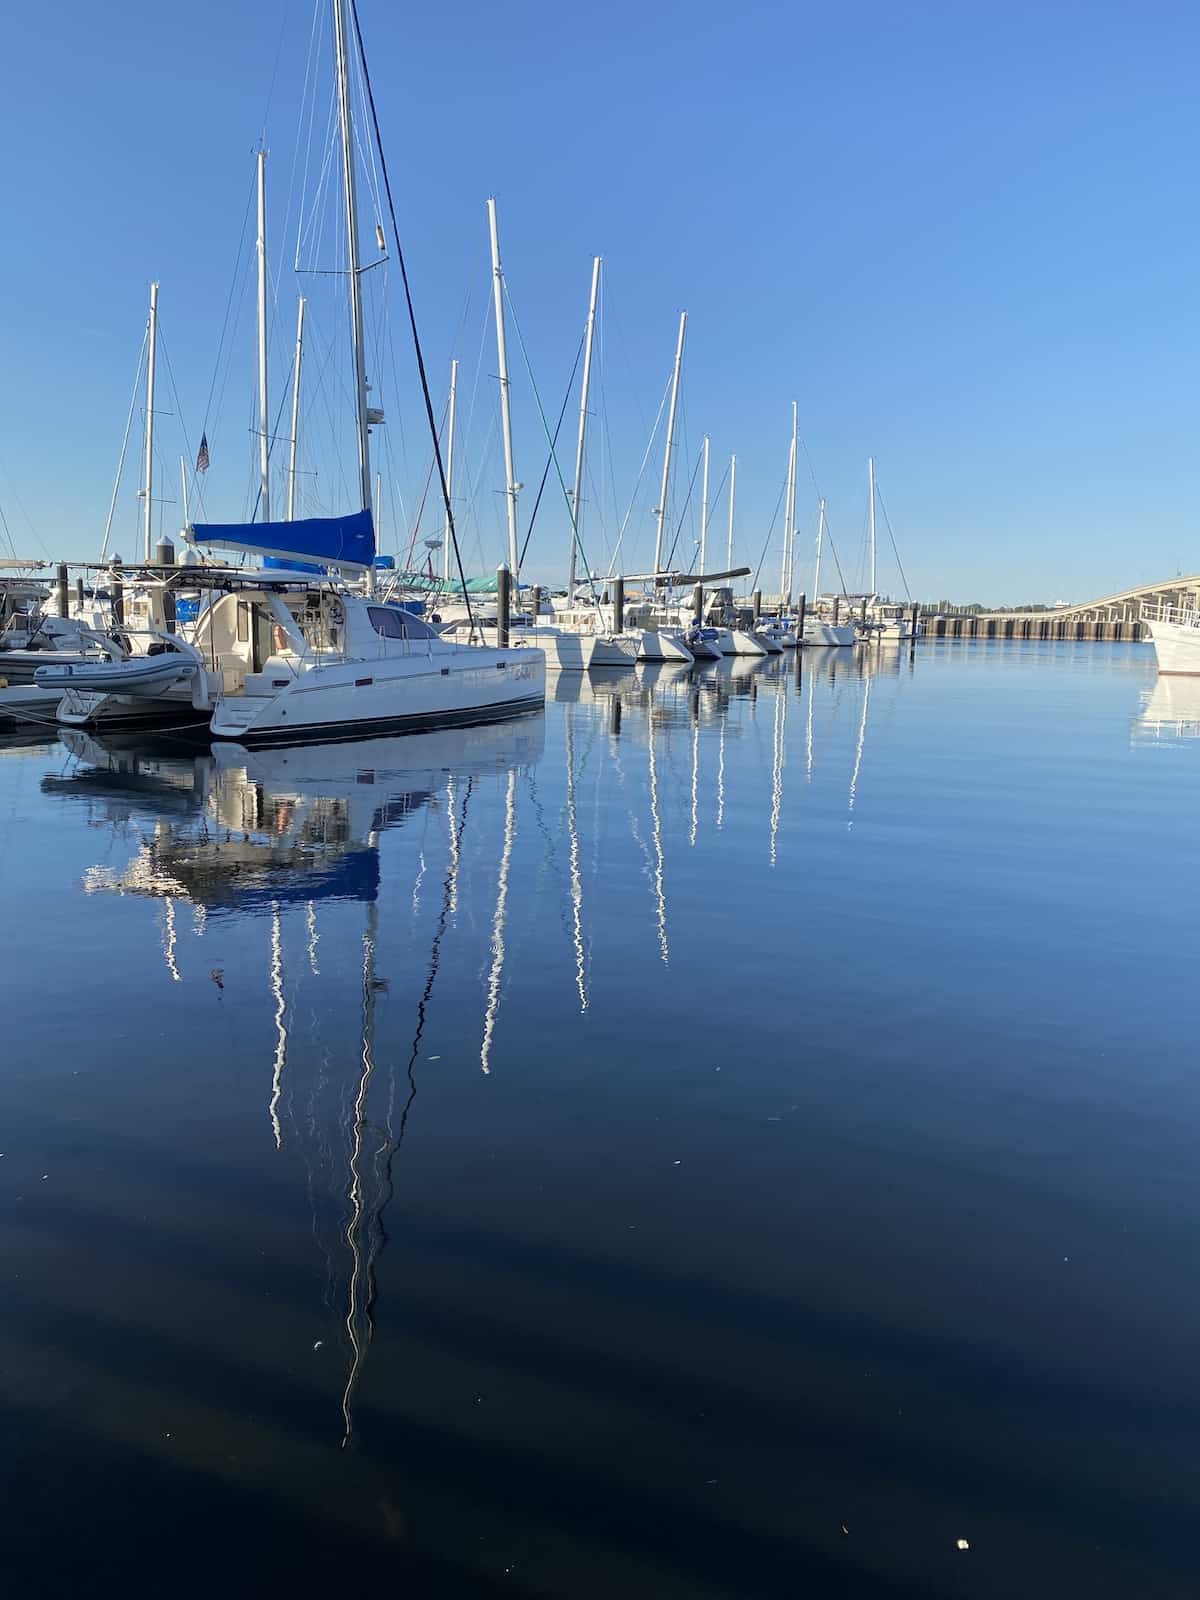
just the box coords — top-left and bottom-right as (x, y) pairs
(802, 499), (856, 646)
(857, 458), (921, 642)
(53, 0), (546, 743)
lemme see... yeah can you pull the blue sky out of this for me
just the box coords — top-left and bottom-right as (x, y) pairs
(0, 0), (1195, 602)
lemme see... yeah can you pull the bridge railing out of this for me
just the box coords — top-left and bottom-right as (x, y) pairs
(1141, 599), (1200, 628)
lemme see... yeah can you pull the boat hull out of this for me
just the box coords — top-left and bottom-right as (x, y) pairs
(803, 623), (857, 647)
(209, 647), (546, 745)
(1146, 618), (1200, 675)
(36, 655), (197, 696)
(0, 648), (101, 686)
(590, 636), (640, 667)
(0, 684), (63, 729)
(724, 630), (767, 657)
(637, 630), (694, 664)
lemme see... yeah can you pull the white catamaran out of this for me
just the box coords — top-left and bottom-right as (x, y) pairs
(48, 0), (544, 742)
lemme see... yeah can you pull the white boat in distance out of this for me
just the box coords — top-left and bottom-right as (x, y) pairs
(1142, 601), (1200, 674)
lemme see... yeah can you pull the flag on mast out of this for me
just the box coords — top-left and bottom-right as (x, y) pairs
(196, 433), (210, 473)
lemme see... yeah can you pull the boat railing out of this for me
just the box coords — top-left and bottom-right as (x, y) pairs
(1141, 600), (1200, 629)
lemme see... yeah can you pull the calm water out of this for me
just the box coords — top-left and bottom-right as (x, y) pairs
(1, 641), (1198, 1598)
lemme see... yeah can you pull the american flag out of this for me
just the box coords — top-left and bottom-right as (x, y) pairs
(196, 433), (210, 473)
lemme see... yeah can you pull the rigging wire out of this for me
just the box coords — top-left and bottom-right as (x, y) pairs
(606, 372), (672, 578)
(799, 437), (850, 596)
(874, 478), (913, 602)
(348, 0), (476, 634)
(662, 444), (705, 574)
(518, 330), (584, 572)
(100, 325), (149, 559)
(750, 477), (788, 590)
(499, 294), (586, 576)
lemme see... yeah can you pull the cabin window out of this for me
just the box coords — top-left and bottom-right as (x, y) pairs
(367, 605), (436, 641)
(236, 603), (249, 643)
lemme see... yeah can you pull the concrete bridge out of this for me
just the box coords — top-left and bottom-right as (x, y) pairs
(979, 575), (1200, 626)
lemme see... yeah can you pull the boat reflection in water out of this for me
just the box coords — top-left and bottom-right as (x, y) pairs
(51, 715), (545, 1443)
(1133, 674), (1200, 744)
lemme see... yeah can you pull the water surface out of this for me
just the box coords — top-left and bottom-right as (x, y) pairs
(1, 641), (1197, 1598)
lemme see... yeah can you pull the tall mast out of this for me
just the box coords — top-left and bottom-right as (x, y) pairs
(698, 434), (710, 572)
(780, 401), (797, 602)
(332, 0), (373, 534)
(441, 357), (458, 581)
(141, 281), (159, 560)
(487, 196), (520, 581)
(286, 296), (306, 520)
(568, 255), (601, 593)
(813, 496), (825, 600)
(653, 310), (687, 575)
(256, 150), (271, 522)
(726, 452), (736, 569)
(868, 454), (877, 597)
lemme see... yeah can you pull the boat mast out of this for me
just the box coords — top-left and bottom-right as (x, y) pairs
(653, 310), (687, 575)
(441, 358), (458, 581)
(698, 434), (710, 573)
(332, 0), (374, 579)
(286, 296), (306, 520)
(141, 281), (159, 560)
(726, 452), (736, 570)
(487, 197), (520, 582)
(568, 255), (601, 594)
(813, 496), (826, 602)
(868, 454), (877, 598)
(256, 150), (271, 522)
(780, 401), (797, 604)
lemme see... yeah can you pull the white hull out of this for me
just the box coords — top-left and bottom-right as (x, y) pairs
(0, 683), (63, 728)
(36, 653), (197, 697)
(803, 622), (857, 647)
(590, 636), (640, 667)
(724, 630), (767, 657)
(1146, 618), (1200, 675)
(686, 633), (724, 660)
(466, 625), (595, 671)
(56, 679), (206, 729)
(637, 629), (694, 664)
(755, 632), (784, 654)
(210, 647), (545, 744)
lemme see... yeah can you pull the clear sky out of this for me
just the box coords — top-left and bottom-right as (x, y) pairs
(0, 0), (1195, 603)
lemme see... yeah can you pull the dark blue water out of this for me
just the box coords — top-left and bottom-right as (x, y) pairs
(1, 641), (1197, 1597)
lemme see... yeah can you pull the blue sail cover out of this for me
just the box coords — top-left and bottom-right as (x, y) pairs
(190, 508), (375, 571)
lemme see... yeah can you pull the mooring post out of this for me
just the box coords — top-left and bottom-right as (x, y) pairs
(833, 595), (841, 625)
(752, 588), (762, 622)
(75, 577), (85, 613)
(692, 583), (703, 623)
(496, 564), (511, 648)
(796, 592), (807, 643)
(156, 537), (176, 632)
(56, 563), (69, 620)
(613, 576), (625, 635)
(910, 602), (919, 640)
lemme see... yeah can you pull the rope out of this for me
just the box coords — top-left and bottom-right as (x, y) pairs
(348, 1), (476, 636)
